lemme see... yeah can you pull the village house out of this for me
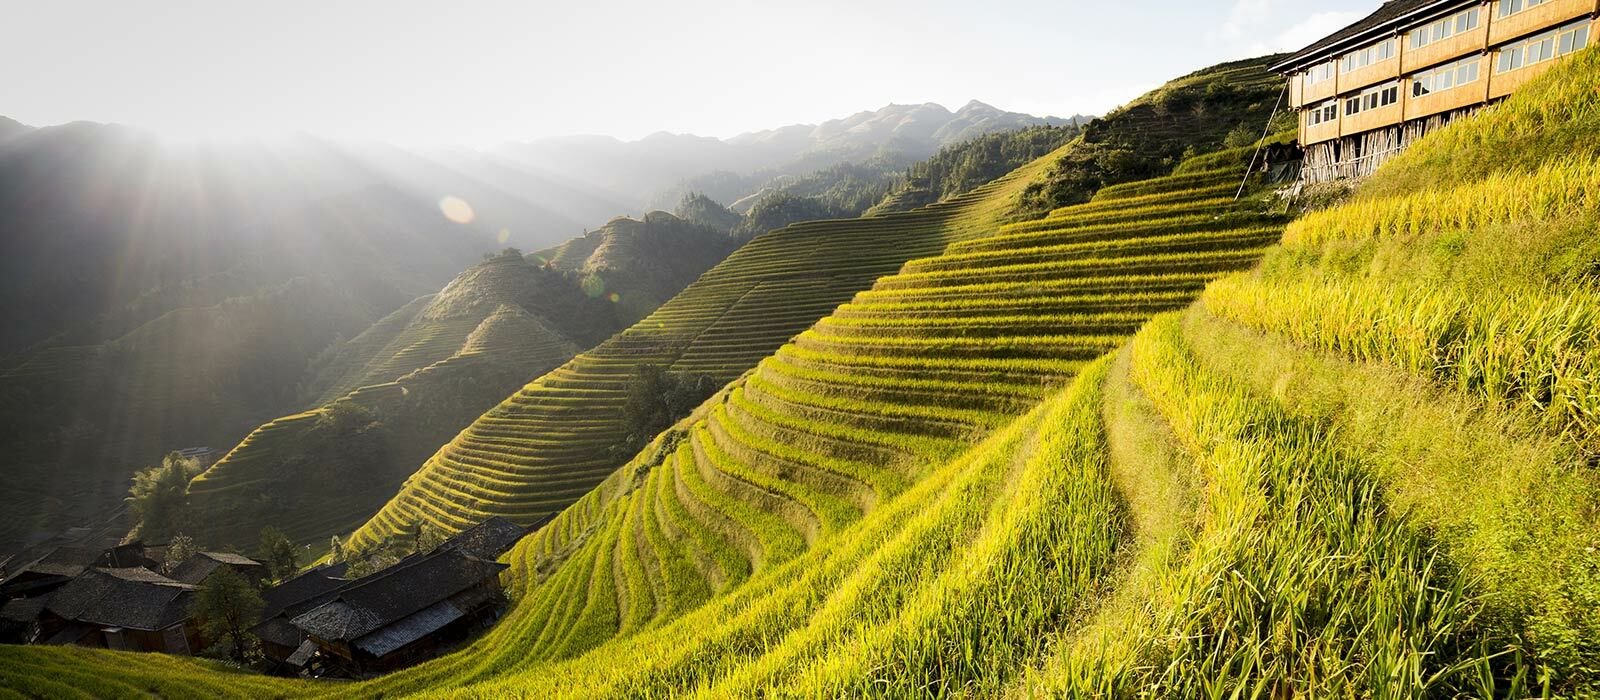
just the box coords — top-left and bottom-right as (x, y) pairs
(0, 538), (267, 654)
(262, 517), (537, 677)
(36, 567), (201, 653)
(289, 546), (509, 677)
(252, 562), (349, 672)
(169, 551), (267, 586)
(1276, 0), (1598, 181)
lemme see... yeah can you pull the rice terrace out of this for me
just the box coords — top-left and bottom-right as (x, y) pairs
(2, 0), (1599, 697)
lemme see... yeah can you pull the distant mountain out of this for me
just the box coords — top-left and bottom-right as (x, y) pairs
(0, 116), (31, 142)
(503, 101), (1087, 212)
(730, 100), (1088, 163)
(0, 120), (640, 560)
(533, 210), (746, 326)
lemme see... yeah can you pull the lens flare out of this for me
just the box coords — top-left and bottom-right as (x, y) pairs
(497, 228), (511, 244)
(439, 196), (475, 224)
(608, 292), (621, 303)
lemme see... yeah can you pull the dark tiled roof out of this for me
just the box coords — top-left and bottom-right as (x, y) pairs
(169, 552), (263, 585)
(353, 600), (464, 657)
(443, 517), (533, 561)
(1, 597), (46, 623)
(1272, 0), (1467, 72)
(44, 568), (195, 631)
(291, 549), (505, 644)
(252, 616), (307, 648)
(261, 562), (349, 621)
(285, 639), (318, 667)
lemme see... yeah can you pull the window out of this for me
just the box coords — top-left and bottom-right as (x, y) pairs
(1411, 56), (1483, 97)
(1342, 38), (1397, 73)
(1499, 0), (1550, 18)
(1412, 7), (1481, 48)
(1307, 100), (1339, 126)
(1496, 20), (1591, 73)
(1304, 60), (1336, 86)
(1344, 82), (1400, 116)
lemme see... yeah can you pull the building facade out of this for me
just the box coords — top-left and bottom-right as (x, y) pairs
(1276, 0), (1597, 181)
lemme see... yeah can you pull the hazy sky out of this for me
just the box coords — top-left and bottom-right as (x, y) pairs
(0, 0), (1376, 146)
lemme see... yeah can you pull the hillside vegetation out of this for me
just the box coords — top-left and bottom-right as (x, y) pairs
(180, 254), (589, 550)
(1015, 55), (1289, 217)
(183, 212), (742, 550)
(341, 58), (1276, 555)
(8, 51), (1600, 697)
(0, 55), (1292, 695)
(0, 126), (628, 560)
(342, 144), (1068, 553)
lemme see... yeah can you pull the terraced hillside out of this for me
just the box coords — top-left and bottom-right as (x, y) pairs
(182, 254), (598, 550)
(346, 57), (1289, 552)
(344, 150), (1067, 550)
(0, 114), (1297, 698)
(10, 52), (1600, 697)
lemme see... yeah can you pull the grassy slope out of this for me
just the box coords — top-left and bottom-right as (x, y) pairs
(341, 142), (1066, 551)
(183, 255), (588, 550)
(343, 57), (1286, 555)
(10, 51), (1600, 696)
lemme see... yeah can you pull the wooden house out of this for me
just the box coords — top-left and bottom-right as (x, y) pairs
(37, 567), (200, 654)
(1275, 0), (1598, 181)
(289, 548), (508, 677)
(252, 562), (349, 673)
(168, 551), (267, 587)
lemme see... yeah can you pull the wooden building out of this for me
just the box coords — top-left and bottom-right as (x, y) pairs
(257, 517), (537, 677)
(1276, 0), (1597, 181)
(252, 563), (350, 673)
(36, 567), (201, 654)
(289, 548), (508, 677)
(168, 551), (267, 587)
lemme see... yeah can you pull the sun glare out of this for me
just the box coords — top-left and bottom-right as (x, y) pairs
(439, 196), (476, 224)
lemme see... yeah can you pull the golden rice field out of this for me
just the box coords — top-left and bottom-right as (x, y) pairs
(4, 48), (1600, 699)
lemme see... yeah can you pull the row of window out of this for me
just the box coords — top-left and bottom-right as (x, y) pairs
(1342, 38), (1397, 73)
(1498, 0), (1552, 18)
(1413, 55), (1482, 97)
(1305, 61), (1336, 85)
(1411, 7), (1481, 49)
(1307, 18), (1589, 128)
(1496, 20), (1590, 72)
(1305, 16), (1592, 90)
(1306, 0), (1591, 85)
(1345, 83), (1401, 116)
(1306, 101), (1339, 126)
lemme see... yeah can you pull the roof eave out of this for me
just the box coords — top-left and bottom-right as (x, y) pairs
(1269, 0), (1472, 74)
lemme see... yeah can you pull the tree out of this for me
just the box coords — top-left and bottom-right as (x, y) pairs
(413, 522), (444, 554)
(615, 365), (720, 458)
(258, 527), (298, 581)
(164, 533), (197, 575)
(190, 566), (264, 662)
(127, 453), (203, 540)
(329, 534), (345, 563)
